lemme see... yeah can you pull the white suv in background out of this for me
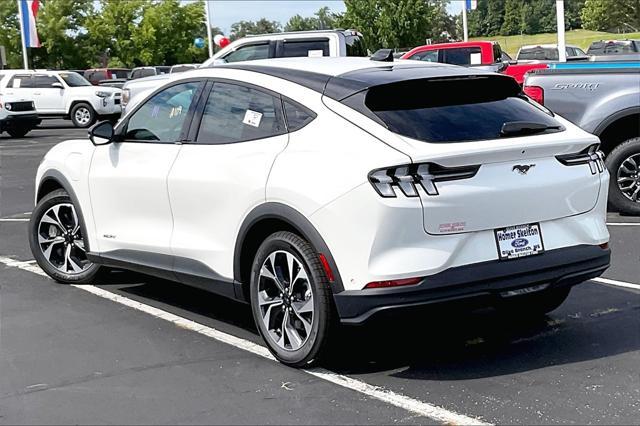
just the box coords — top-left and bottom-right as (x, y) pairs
(0, 70), (121, 128)
(121, 30), (366, 112)
(30, 58), (610, 366)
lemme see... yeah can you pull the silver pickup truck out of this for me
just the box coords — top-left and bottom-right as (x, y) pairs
(524, 65), (640, 215)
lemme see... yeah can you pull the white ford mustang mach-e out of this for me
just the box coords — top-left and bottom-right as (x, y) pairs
(29, 57), (611, 366)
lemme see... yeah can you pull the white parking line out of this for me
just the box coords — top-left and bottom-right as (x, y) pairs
(0, 256), (489, 426)
(592, 277), (640, 291)
(0, 218), (30, 222)
(607, 223), (640, 226)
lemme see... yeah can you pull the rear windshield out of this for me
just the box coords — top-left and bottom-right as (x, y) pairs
(364, 76), (563, 143)
(517, 47), (558, 61)
(110, 69), (130, 79)
(345, 34), (367, 57)
(587, 41), (637, 55)
(171, 65), (197, 73)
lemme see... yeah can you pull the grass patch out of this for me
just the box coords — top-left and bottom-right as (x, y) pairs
(471, 29), (640, 57)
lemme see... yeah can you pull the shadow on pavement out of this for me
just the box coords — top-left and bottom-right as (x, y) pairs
(86, 268), (639, 380)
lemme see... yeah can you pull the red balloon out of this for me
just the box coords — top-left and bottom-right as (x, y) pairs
(219, 37), (230, 48)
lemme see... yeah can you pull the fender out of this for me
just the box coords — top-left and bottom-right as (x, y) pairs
(234, 202), (345, 293)
(36, 170), (92, 253)
(592, 106), (640, 137)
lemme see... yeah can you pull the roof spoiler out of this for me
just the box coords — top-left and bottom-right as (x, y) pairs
(370, 49), (394, 62)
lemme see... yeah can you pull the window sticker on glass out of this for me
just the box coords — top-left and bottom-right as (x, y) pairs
(308, 50), (324, 57)
(13, 79), (21, 88)
(470, 52), (482, 65)
(243, 109), (263, 127)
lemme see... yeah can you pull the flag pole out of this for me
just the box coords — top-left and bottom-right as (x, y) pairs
(204, 0), (214, 58)
(556, 0), (567, 62)
(16, 0), (29, 69)
(462, 4), (469, 42)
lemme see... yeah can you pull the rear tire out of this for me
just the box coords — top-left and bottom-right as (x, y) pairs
(250, 231), (334, 367)
(6, 127), (30, 138)
(29, 189), (100, 284)
(605, 137), (640, 216)
(496, 286), (571, 316)
(70, 103), (96, 128)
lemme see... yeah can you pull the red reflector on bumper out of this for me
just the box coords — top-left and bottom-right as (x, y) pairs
(599, 242), (609, 250)
(318, 253), (335, 283)
(365, 277), (422, 289)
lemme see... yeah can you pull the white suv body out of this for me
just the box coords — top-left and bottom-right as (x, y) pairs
(0, 75), (40, 137)
(121, 30), (366, 112)
(0, 70), (121, 128)
(30, 58), (610, 366)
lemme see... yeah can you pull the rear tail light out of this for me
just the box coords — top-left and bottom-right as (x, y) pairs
(369, 162), (480, 198)
(524, 85), (544, 105)
(365, 277), (423, 289)
(318, 253), (335, 283)
(556, 144), (605, 174)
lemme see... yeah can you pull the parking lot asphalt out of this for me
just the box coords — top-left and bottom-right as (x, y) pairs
(1, 120), (638, 425)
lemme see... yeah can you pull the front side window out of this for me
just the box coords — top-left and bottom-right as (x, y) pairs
(196, 82), (285, 144)
(224, 44), (269, 63)
(409, 50), (438, 62)
(33, 75), (60, 88)
(281, 39), (330, 57)
(124, 81), (201, 142)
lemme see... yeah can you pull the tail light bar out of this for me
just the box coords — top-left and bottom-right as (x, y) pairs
(369, 162), (480, 198)
(523, 85), (544, 105)
(365, 277), (422, 289)
(556, 144), (605, 174)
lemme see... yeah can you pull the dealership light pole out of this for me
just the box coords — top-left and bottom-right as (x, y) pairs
(204, 0), (214, 58)
(462, 6), (468, 42)
(556, 0), (567, 62)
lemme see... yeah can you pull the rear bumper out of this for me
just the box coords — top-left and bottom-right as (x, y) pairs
(0, 113), (41, 130)
(334, 244), (610, 324)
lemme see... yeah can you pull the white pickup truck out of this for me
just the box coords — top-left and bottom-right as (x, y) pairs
(0, 70), (121, 128)
(122, 29), (366, 111)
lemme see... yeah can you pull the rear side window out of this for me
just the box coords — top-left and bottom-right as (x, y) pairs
(442, 47), (483, 65)
(518, 48), (558, 61)
(283, 100), (316, 131)
(363, 76), (563, 143)
(196, 82), (285, 144)
(281, 39), (329, 58)
(7, 75), (34, 88)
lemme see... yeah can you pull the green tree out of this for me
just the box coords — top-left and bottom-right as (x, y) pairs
(284, 14), (317, 32)
(133, 0), (208, 66)
(33, 0), (94, 69)
(0, 0), (21, 68)
(485, 0), (505, 36)
(230, 18), (281, 40)
(341, 0), (453, 51)
(500, 0), (522, 35)
(582, 0), (639, 32)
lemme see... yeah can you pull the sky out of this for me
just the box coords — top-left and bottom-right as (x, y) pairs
(204, 1), (466, 34)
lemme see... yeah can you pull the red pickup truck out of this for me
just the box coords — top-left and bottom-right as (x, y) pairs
(400, 41), (548, 84)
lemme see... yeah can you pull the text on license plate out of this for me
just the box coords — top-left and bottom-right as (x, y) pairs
(494, 223), (544, 260)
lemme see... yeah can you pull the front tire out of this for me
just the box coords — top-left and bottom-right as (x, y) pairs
(6, 127), (30, 138)
(605, 137), (640, 215)
(70, 103), (96, 128)
(29, 189), (100, 283)
(250, 231), (334, 367)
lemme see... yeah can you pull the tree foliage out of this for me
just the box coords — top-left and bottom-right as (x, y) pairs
(284, 7), (339, 32)
(230, 18), (281, 40)
(581, 0), (639, 32)
(0, 0), (21, 68)
(340, 0), (456, 50)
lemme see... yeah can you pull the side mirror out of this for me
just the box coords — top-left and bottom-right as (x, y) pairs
(89, 121), (114, 146)
(52, 82), (64, 89)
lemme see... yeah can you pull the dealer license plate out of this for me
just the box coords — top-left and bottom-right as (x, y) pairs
(494, 223), (544, 260)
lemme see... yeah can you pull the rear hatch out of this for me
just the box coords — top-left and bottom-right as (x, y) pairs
(360, 74), (604, 235)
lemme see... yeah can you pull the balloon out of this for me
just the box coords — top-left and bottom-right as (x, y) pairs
(194, 37), (205, 49)
(219, 37), (231, 48)
(213, 34), (224, 46)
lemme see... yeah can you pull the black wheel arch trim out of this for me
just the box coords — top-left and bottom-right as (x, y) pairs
(234, 202), (345, 293)
(593, 106), (640, 137)
(36, 170), (92, 253)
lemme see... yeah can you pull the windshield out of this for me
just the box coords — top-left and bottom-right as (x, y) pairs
(588, 41), (636, 55)
(363, 76), (563, 143)
(59, 72), (91, 87)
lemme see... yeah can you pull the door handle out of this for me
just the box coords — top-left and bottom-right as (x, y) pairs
(33, 92), (41, 95)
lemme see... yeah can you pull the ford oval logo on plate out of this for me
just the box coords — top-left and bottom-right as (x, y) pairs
(511, 238), (529, 248)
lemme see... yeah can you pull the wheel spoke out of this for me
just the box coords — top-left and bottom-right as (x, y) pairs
(258, 290), (282, 307)
(291, 267), (309, 292)
(286, 253), (299, 287)
(39, 234), (64, 245)
(284, 316), (304, 350)
(291, 306), (312, 335)
(41, 207), (64, 230)
(74, 239), (86, 252)
(67, 253), (84, 273)
(42, 239), (63, 261)
(262, 300), (282, 328)
(292, 297), (313, 314)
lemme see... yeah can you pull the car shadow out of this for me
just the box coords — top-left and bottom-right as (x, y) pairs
(89, 269), (640, 380)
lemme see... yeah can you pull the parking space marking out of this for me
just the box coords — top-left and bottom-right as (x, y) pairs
(0, 256), (490, 426)
(592, 277), (640, 291)
(607, 223), (640, 226)
(0, 219), (30, 222)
